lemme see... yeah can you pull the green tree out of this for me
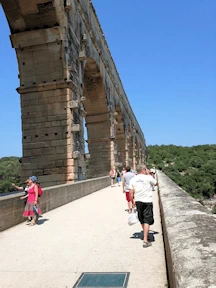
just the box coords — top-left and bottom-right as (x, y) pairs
(0, 157), (21, 193)
(147, 144), (216, 200)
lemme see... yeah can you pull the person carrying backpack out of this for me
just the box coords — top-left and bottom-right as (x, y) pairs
(23, 176), (42, 226)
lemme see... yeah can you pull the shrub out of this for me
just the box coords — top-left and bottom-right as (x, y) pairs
(212, 206), (216, 214)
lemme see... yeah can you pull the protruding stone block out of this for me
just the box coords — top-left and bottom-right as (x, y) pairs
(71, 124), (80, 132)
(80, 108), (87, 117)
(85, 153), (90, 159)
(65, 0), (72, 11)
(72, 151), (80, 159)
(83, 34), (87, 41)
(79, 51), (87, 61)
(69, 100), (79, 109)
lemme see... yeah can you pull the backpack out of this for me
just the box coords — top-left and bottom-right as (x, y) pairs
(37, 185), (43, 197)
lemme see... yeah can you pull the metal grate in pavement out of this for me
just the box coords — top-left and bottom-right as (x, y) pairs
(73, 272), (130, 288)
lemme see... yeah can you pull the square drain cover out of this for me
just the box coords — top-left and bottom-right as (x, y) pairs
(73, 272), (130, 288)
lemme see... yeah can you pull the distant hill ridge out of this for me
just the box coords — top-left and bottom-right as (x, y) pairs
(147, 144), (216, 199)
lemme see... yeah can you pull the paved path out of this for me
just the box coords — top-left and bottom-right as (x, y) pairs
(0, 184), (167, 288)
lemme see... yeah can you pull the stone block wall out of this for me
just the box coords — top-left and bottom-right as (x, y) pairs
(157, 170), (216, 288)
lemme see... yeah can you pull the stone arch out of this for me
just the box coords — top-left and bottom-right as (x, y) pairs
(82, 58), (111, 178)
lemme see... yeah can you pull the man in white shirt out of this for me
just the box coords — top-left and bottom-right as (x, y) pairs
(129, 164), (157, 248)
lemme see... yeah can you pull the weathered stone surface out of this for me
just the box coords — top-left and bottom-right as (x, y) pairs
(157, 170), (216, 288)
(1, 0), (147, 185)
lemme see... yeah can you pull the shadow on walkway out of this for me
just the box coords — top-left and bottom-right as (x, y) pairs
(37, 218), (49, 225)
(130, 230), (159, 242)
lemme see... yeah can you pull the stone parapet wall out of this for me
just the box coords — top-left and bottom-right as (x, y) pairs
(157, 170), (216, 288)
(0, 176), (110, 232)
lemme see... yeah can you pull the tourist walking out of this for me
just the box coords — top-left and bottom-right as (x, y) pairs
(116, 170), (121, 186)
(122, 167), (126, 176)
(129, 165), (157, 248)
(122, 166), (135, 213)
(150, 168), (156, 191)
(23, 176), (42, 226)
(109, 167), (116, 187)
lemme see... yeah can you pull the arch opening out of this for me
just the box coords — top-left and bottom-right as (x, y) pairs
(115, 105), (126, 170)
(82, 59), (111, 178)
(0, 6), (21, 158)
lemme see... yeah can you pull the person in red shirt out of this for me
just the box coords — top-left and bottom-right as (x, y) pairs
(23, 176), (42, 226)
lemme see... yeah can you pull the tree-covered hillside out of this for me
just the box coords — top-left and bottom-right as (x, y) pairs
(0, 157), (21, 193)
(1, 146), (216, 199)
(147, 145), (216, 199)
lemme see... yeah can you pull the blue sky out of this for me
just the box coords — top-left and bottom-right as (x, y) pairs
(0, 1), (215, 157)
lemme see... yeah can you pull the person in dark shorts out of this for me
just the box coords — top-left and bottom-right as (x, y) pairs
(129, 165), (157, 248)
(116, 170), (121, 186)
(109, 167), (116, 187)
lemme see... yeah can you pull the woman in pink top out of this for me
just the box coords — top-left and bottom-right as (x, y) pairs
(23, 176), (41, 226)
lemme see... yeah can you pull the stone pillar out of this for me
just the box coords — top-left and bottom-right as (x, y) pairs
(133, 153), (136, 170)
(125, 138), (129, 167)
(71, 101), (87, 181)
(110, 113), (116, 169)
(10, 26), (84, 187)
(110, 138), (115, 169)
(19, 84), (77, 187)
(135, 144), (142, 166)
(126, 131), (133, 168)
(132, 133), (136, 170)
(138, 148), (142, 165)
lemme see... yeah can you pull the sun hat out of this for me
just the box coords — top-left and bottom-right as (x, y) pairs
(29, 176), (37, 182)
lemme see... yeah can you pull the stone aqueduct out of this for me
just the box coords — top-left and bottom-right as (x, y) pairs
(1, 0), (147, 186)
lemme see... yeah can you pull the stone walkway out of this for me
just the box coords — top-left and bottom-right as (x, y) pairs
(0, 184), (167, 288)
